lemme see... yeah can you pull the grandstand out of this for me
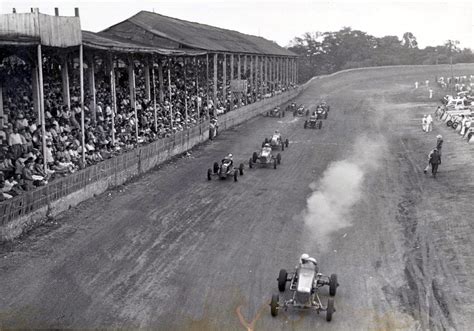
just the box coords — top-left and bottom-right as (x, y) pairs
(0, 8), (299, 229)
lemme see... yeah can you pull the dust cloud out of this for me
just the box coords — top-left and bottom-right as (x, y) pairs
(302, 135), (386, 250)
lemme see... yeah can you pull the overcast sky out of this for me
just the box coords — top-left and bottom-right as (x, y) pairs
(1, 0), (473, 50)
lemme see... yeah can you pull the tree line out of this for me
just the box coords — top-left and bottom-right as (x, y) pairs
(286, 27), (474, 83)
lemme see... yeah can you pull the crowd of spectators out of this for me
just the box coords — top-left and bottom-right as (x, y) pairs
(0, 54), (296, 200)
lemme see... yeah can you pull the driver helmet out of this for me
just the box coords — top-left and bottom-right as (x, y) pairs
(436, 134), (442, 139)
(300, 253), (310, 264)
(228, 153), (233, 159)
(264, 143), (270, 147)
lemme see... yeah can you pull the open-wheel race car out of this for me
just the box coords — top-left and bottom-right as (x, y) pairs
(207, 155), (244, 182)
(286, 102), (297, 113)
(293, 104), (309, 117)
(270, 254), (339, 322)
(304, 112), (323, 129)
(263, 131), (289, 151)
(249, 143), (281, 169)
(265, 106), (285, 118)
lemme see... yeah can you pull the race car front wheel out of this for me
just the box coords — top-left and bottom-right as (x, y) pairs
(326, 298), (335, 322)
(270, 294), (279, 317)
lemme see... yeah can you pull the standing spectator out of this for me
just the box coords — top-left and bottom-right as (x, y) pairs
(415, 81), (419, 89)
(426, 114), (433, 132)
(436, 135), (443, 155)
(428, 148), (441, 178)
(429, 89), (433, 99)
(8, 127), (23, 158)
(422, 115), (427, 132)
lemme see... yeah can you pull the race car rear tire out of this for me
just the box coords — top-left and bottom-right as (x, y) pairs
(304, 121), (308, 129)
(277, 153), (281, 164)
(252, 152), (258, 163)
(270, 294), (279, 317)
(234, 170), (238, 182)
(213, 162), (219, 174)
(273, 159), (277, 169)
(447, 120), (453, 127)
(278, 269), (287, 292)
(239, 163), (244, 176)
(207, 169), (212, 181)
(318, 121), (323, 129)
(452, 122), (458, 129)
(326, 298), (335, 322)
(468, 132), (473, 141)
(249, 158), (253, 168)
(285, 139), (289, 147)
(325, 113), (328, 119)
(329, 273), (338, 296)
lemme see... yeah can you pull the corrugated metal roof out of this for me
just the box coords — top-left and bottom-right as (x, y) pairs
(82, 30), (206, 55)
(102, 11), (296, 57)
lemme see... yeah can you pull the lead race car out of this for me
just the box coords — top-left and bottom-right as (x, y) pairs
(270, 254), (339, 321)
(263, 131), (289, 151)
(207, 154), (244, 182)
(249, 143), (281, 169)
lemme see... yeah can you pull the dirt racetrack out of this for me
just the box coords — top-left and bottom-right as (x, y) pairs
(1, 64), (474, 330)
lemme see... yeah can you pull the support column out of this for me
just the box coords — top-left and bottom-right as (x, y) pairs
(108, 53), (116, 145)
(206, 54), (209, 113)
(32, 65), (40, 123)
(151, 57), (157, 133)
(230, 54), (234, 108)
(277, 57), (280, 91)
(37, 45), (47, 173)
(61, 55), (70, 110)
(145, 60), (151, 101)
(79, 45), (85, 167)
(250, 55), (254, 98)
(261, 56), (265, 95)
(264, 57), (268, 94)
(213, 53), (217, 114)
(222, 53), (227, 109)
(0, 85), (3, 128)
(295, 58), (298, 84)
(167, 60), (174, 129)
(129, 55), (138, 143)
(88, 55), (96, 125)
(237, 54), (242, 107)
(286, 57), (289, 87)
(255, 55), (261, 99)
(184, 57), (188, 126)
(243, 55), (248, 103)
(128, 58), (135, 107)
(195, 56), (200, 121)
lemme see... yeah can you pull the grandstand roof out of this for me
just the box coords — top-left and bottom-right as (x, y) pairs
(82, 30), (206, 56)
(102, 11), (296, 57)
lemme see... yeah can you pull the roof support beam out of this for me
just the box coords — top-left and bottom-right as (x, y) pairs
(213, 53), (217, 116)
(222, 53), (227, 111)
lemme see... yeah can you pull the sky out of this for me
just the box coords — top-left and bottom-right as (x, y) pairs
(1, 0), (473, 50)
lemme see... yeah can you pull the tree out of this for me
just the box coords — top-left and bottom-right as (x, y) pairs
(401, 32), (418, 49)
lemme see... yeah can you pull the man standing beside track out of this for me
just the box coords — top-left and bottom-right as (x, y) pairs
(428, 148), (441, 178)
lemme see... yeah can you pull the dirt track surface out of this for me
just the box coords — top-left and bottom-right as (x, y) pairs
(1, 64), (474, 330)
